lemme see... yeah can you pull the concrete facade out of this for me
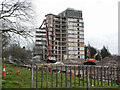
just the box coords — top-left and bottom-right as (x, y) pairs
(35, 8), (84, 64)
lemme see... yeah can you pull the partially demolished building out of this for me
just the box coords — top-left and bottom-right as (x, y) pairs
(35, 8), (84, 63)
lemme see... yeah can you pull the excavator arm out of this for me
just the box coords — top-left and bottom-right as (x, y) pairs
(39, 19), (56, 62)
(39, 19), (50, 56)
(94, 50), (102, 60)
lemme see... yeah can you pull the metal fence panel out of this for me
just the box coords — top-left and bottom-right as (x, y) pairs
(33, 64), (120, 88)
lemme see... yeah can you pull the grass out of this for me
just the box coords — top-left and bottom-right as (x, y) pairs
(2, 64), (120, 88)
(2, 64), (31, 88)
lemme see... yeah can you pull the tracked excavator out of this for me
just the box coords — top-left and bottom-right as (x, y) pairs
(83, 48), (102, 65)
(39, 19), (56, 63)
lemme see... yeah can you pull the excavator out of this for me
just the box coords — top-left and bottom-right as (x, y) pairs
(39, 19), (56, 63)
(83, 48), (102, 65)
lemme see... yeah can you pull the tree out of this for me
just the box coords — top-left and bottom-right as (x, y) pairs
(101, 46), (111, 59)
(84, 45), (87, 59)
(3, 44), (32, 64)
(87, 44), (97, 58)
(0, 0), (35, 48)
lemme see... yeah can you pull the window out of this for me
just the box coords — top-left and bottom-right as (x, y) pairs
(52, 50), (54, 53)
(68, 47), (78, 50)
(81, 55), (84, 59)
(56, 38), (60, 41)
(79, 35), (84, 38)
(80, 51), (84, 54)
(55, 55), (57, 58)
(55, 25), (60, 28)
(82, 23), (84, 27)
(36, 38), (46, 40)
(68, 35), (77, 38)
(54, 18), (59, 20)
(69, 51), (78, 54)
(80, 39), (84, 42)
(37, 33), (46, 35)
(55, 51), (57, 54)
(68, 26), (73, 29)
(79, 23), (82, 27)
(52, 41), (54, 44)
(79, 31), (84, 34)
(52, 46), (54, 49)
(80, 47), (84, 50)
(68, 30), (77, 34)
(79, 27), (82, 30)
(68, 43), (77, 46)
(68, 38), (74, 42)
(68, 18), (74, 22)
(68, 22), (74, 26)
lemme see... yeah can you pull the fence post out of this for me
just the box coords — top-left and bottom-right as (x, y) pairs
(74, 66), (76, 87)
(41, 65), (43, 88)
(70, 66), (72, 88)
(78, 66), (80, 87)
(97, 67), (99, 86)
(61, 66), (63, 88)
(114, 67), (116, 86)
(31, 64), (33, 88)
(117, 68), (119, 86)
(46, 65), (48, 88)
(56, 65), (58, 88)
(51, 66), (53, 88)
(108, 67), (110, 86)
(101, 66), (103, 86)
(111, 67), (113, 86)
(36, 65), (38, 88)
(65, 66), (67, 88)
(94, 66), (96, 87)
(82, 66), (84, 87)
(86, 66), (89, 89)
(90, 66), (92, 87)
(104, 66), (106, 86)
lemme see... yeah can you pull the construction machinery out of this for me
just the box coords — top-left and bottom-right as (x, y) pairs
(39, 19), (56, 63)
(84, 48), (102, 65)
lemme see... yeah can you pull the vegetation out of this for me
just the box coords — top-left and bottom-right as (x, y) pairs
(101, 46), (111, 59)
(3, 44), (32, 64)
(2, 64), (31, 88)
(0, 0), (35, 51)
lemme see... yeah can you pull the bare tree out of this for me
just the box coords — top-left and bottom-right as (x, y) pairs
(0, 0), (35, 48)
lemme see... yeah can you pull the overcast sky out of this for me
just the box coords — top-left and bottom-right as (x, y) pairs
(31, 0), (119, 55)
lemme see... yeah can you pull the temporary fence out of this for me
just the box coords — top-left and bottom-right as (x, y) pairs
(31, 64), (120, 88)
